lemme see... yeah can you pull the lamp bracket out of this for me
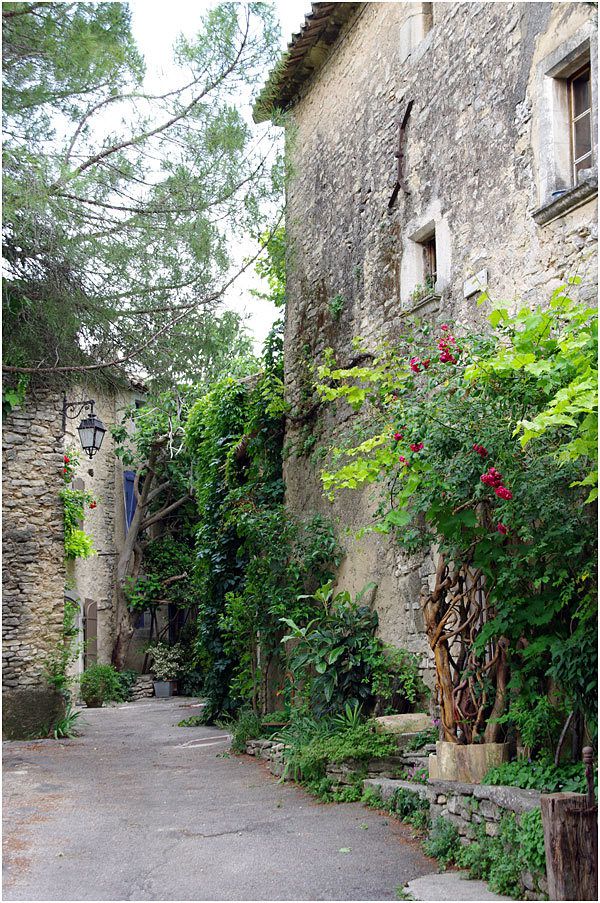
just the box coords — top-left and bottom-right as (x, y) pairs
(62, 396), (96, 432)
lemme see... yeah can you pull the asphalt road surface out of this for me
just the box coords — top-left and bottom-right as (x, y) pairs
(3, 697), (436, 901)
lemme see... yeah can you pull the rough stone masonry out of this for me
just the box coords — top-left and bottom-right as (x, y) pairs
(2, 389), (66, 738)
(260, 2), (598, 679)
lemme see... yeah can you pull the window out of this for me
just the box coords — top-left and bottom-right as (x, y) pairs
(422, 233), (437, 289)
(570, 65), (592, 182)
(401, 209), (451, 310)
(533, 31), (597, 223)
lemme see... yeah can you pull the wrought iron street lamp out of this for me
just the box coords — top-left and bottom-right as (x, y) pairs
(62, 396), (106, 459)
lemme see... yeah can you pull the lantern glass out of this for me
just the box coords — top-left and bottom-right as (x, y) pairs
(77, 413), (106, 458)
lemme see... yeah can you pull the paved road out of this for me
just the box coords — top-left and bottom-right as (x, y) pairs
(3, 698), (436, 901)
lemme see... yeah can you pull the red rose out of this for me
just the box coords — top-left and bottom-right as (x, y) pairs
(398, 456), (408, 465)
(410, 442), (424, 453)
(63, 468), (68, 474)
(494, 486), (513, 500)
(393, 432), (403, 441)
(64, 455), (70, 463)
(409, 357), (421, 373)
(497, 523), (508, 534)
(422, 359), (430, 369)
(89, 501), (97, 509)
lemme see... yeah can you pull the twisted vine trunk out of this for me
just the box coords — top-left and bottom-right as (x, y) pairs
(420, 553), (508, 744)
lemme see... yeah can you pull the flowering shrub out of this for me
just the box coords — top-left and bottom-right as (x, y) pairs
(60, 487), (97, 559)
(316, 286), (597, 743)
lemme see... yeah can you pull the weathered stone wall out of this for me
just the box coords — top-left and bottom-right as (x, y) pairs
(283, 2), (598, 677)
(2, 390), (66, 737)
(64, 383), (145, 672)
(365, 776), (547, 900)
(2, 381), (145, 735)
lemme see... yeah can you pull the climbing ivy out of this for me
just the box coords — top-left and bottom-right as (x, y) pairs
(185, 322), (341, 720)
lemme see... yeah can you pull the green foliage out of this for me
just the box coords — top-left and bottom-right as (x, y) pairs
(52, 703), (82, 740)
(178, 715), (206, 728)
(404, 725), (440, 751)
(79, 663), (124, 706)
(423, 818), (461, 870)
(317, 289), (598, 737)
(456, 811), (546, 898)
(3, 2), (281, 384)
(60, 487), (96, 559)
(252, 225), (286, 309)
(230, 709), (263, 753)
(2, 374), (28, 418)
(494, 694), (565, 754)
(282, 582), (427, 715)
(303, 777), (363, 803)
(276, 716), (398, 783)
(148, 643), (186, 681)
(484, 755), (588, 793)
(328, 294), (345, 321)
(185, 328), (341, 721)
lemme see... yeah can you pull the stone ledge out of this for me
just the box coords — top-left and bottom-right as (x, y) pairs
(427, 779), (541, 814)
(532, 172), (598, 225)
(363, 776), (429, 802)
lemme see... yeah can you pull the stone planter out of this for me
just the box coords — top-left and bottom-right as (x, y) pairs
(428, 740), (509, 783)
(153, 680), (174, 698)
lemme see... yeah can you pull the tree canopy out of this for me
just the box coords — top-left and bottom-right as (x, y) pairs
(2, 2), (282, 387)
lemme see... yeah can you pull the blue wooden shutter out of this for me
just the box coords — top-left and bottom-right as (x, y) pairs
(123, 471), (137, 531)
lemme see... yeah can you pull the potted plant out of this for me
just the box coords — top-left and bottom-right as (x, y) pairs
(79, 663), (123, 708)
(148, 643), (185, 698)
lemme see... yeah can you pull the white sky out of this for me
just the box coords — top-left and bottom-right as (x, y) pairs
(128, 0), (311, 352)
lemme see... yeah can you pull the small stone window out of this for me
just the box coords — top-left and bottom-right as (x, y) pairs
(533, 32), (597, 225)
(422, 233), (437, 289)
(569, 65), (592, 182)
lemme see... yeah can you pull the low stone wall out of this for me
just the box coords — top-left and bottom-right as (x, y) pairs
(245, 736), (434, 784)
(365, 776), (547, 901)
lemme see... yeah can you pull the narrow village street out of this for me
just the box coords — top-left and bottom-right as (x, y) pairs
(3, 699), (436, 901)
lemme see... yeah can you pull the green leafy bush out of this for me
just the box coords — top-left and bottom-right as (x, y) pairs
(148, 643), (186, 681)
(282, 581), (427, 715)
(44, 597), (81, 696)
(277, 717), (398, 783)
(456, 811), (546, 898)
(317, 288), (598, 741)
(230, 709), (263, 753)
(79, 664), (124, 707)
(60, 487), (96, 559)
(484, 755), (588, 793)
(423, 818), (461, 869)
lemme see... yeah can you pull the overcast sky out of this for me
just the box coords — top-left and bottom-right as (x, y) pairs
(127, 0), (311, 351)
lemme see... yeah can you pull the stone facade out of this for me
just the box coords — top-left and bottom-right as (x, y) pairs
(2, 380), (145, 737)
(3, 389), (67, 737)
(271, 3), (597, 676)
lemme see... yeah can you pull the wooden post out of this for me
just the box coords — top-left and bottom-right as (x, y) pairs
(541, 791), (598, 900)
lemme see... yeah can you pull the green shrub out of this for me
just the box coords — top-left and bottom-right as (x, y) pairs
(484, 755), (588, 793)
(230, 709), (263, 753)
(456, 811), (546, 899)
(79, 664), (124, 707)
(423, 818), (461, 869)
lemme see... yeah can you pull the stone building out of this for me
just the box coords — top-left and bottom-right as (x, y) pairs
(256, 2), (598, 678)
(2, 380), (145, 737)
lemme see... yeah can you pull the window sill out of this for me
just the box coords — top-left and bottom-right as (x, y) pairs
(532, 171), (598, 225)
(404, 292), (442, 316)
